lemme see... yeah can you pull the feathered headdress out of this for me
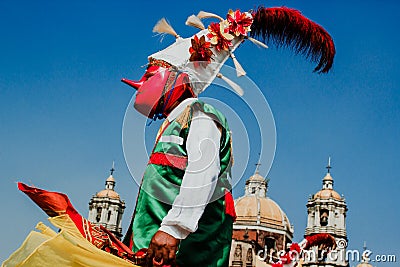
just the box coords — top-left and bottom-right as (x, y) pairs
(250, 7), (335, 73)
(122, 6), (335, 96)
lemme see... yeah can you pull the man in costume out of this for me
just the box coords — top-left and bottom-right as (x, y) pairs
(4, 5), (336, 267)
(122, 53), (237, 267)
(121, 6), (335, 267)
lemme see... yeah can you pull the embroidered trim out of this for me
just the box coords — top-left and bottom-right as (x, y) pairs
(148, 57), (172, 68)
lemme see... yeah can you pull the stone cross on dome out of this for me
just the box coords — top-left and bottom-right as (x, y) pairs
(326, 156), (332, 173)
(110, 161), (115, 176)
(323, 157), (334, 190)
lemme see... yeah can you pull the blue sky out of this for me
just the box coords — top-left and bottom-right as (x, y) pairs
(1, 0), (399, 266)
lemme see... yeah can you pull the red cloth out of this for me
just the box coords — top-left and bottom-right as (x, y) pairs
(224, 189), (237, 220)
(18, 183), (135, 262)
(148, 152), (188, 170)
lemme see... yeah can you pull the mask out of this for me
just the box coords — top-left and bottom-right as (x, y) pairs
(122, 66), (195, 118)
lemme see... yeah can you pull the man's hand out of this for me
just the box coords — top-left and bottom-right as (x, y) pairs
(146, 230), (180, 267)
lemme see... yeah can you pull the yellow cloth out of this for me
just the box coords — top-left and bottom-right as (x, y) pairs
(2, 215), (137, 267)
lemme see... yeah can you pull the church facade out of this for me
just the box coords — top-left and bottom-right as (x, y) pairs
(229, 160), (349, 267)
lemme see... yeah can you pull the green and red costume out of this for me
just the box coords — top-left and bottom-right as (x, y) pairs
(124, 100), (236, 266)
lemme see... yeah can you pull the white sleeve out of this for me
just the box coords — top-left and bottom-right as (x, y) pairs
(159, 109), (221, 239)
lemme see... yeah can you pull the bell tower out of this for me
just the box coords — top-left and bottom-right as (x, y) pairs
(88, 163), (126, 239)
(303, 158), (348, 267)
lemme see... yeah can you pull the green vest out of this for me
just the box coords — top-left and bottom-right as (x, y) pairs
(127, 100), (234, 267)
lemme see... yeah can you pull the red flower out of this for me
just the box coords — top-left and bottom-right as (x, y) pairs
(189, 35), (214, 67)
(227, 9), (253, 36)
(207, 22), (234, 52)
(290, 243), (301, 253)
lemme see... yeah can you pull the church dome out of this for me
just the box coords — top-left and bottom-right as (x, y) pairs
(106, 175), (115, 182)
(95, 168), (120, 200)
(313, 172), (342, 201)
(247, 172), (265, 182)
(235, 195), (292, 232)
(231, 166), (294, 258)
(314, 189), (341, 200)
(96, 189), (120, 200)
(323, 172), (334, 181)
(234, 167), (293, 234)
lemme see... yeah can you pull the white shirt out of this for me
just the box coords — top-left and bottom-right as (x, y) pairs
(158, 98), (222, 239)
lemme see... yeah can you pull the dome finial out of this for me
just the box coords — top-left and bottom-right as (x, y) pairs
(255, 152), (261, 174)
(322, 157), (334, 189)
(105, 162), (116, 190)
(361, 241), (371, 263)
(245, 159), (267, 197)
(255, 162), (261, 174)
(326, 156), (332, 173)
(110, 161), (115, 176)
